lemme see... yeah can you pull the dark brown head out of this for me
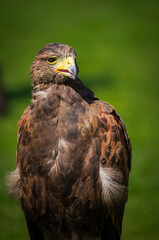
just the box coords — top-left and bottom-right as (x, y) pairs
(30, 43), (78, 89)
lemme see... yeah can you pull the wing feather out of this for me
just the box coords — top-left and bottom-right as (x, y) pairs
(93, 100), (131, 237)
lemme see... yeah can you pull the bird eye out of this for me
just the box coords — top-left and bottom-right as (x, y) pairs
(47, 57), (57, 64)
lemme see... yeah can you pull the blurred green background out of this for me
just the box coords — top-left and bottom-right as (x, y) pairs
(0, 0), (159, 239)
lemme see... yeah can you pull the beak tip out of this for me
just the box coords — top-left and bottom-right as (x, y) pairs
(68, 63), (77, 80)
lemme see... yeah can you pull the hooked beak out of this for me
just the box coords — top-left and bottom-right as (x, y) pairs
(55, 57), (77, 80)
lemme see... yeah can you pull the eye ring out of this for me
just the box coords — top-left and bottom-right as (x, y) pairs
(47, 57), (57, 64)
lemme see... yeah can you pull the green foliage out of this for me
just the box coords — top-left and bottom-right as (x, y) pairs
(0, 0), (159, 239)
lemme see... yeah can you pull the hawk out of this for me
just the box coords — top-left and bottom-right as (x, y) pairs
(8, 43), (131, 240)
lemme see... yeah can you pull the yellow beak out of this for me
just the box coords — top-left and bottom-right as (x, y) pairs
(55, 57), (77, 80)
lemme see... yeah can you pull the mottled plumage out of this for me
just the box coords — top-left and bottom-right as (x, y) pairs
(8, 43), (131, 240)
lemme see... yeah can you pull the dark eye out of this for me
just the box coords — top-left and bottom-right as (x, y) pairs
(47, 57), (57, 64)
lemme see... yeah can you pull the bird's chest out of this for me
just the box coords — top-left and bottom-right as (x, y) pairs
(30, 96), (92, 199)
(25, 93), (90, 172)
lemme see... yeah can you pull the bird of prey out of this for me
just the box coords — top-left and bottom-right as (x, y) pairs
(8, 43), (131, 240)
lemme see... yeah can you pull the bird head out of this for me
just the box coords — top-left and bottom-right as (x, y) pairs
(30, 43), (78, 89)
